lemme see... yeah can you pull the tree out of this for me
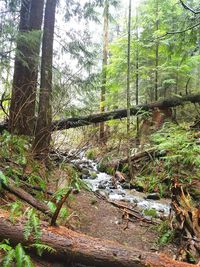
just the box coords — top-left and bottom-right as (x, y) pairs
(99, 0), (109, 142)
(9, 0), (44, 135)
(33, 0), (57, 159)
(127, 0), (134, 180)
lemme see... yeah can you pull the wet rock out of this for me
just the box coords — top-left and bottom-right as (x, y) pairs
(81, 174), (88, 180)
(89, 171), (97, 179)
(121, 182), (134, 190)
(98, 182), (107, 190)
(114, 171), (126, 183)
(109, 185), (116, 190)
(82, 168), (90, 175)
(72, 189), (80, 194)
(146, 193), (161, 200)
(132, 185), (144, 192)
(121, 183), (130, 189)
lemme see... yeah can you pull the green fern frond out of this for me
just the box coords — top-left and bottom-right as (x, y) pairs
(2, 249), (15, 267)
(31, 243), (56, 256)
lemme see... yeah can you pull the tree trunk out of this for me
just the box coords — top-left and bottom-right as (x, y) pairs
(0, 209), (198, 267)
(33, 0), (57, 159)
(9, 0), (44, 135)
(127, 0), (134, 180)
(99, 0), (109, 142)
(154, 0), (159, 101)
(135, 7), (140, 140)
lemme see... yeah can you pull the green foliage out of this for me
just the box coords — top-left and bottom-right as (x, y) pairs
(152, 123), (200, 169)
(143, 208), (157, 218)
(9, 201), (23, 223)
(0, 131), (29, 165)
(135, 123), (200, 195)
(85, 148), (99, 160)
(0, 170), (8, 190)
(157, 221), (174, 245)
(24, 209), (41, 242)
(30, 243), (56, 257)
(0, 240), (34, 267)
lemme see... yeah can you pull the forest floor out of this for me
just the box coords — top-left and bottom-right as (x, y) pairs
(67, 190), (176, 258)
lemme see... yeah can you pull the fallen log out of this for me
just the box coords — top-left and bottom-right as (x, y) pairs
(102, 148), (166, 170)
(51, 94), (200, 131)
(0, 209), (198, 267)
(2, 179), (52, 216)
(0, 94), (200, 133)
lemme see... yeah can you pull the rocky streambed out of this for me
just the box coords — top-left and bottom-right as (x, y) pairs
(72, 155), (170, 218)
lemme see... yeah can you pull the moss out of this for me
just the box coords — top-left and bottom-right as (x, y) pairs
(85, 148), (99, 160)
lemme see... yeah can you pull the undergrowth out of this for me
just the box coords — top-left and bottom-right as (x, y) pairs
(135, 123), (200, 196)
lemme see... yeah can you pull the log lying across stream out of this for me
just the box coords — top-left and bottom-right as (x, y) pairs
(51, 93), (200, 131)
(0, 209), (198, 267)
(0, 93), (200, 133)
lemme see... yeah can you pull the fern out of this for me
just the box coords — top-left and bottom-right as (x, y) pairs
(15, 243), (25, 267)
(0, 170), (8, 190)
(0, 241), (35, 267)
(23, 255), (34, 267)
(0, 240), (12, 252)
(31, 243), (56, 256)
(9, 201), (23, 223)
(2, 249), (15, 267)
(24, 209), (41, 241)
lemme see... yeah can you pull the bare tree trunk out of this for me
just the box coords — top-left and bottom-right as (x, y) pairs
(99, 0), (109, 142)
(135, 7), (139, 141)
(154, 0), (159, 101)
(33, 0), (57, 160)
(9, 0), (44, 135)
(127, 0), (134, 180)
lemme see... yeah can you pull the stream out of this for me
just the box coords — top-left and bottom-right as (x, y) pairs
(72, 153), (170, 218)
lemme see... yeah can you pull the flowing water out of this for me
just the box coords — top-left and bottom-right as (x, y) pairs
(72, 154), (170, 217)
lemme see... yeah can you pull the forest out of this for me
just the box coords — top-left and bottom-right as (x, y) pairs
(0, 0), (200, 266)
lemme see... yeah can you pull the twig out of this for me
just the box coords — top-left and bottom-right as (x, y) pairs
(180, 0), (200, 14)
(50, 188), (72, 226)
(160, 22), (200, 39)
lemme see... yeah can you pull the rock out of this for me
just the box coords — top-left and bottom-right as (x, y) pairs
(82, 168), (90, 175)
(114, 171), (126, 183)
(98, 181), (107, 190)
(121, 182), (130, 189)
(146, 193), (161, 200)
(121, 182), (134, 190)
(81, 174), (88, 180)
(72, 189), (79, 194)
(89, 171), (97, 179)
(109, 185), (116, 190)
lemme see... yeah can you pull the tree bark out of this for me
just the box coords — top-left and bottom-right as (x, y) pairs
(2, 179), (52, 216)
(33, 0), (57, 159)
(51, 93), (200, 131)
(154, 0), (159, 101)
(99, 0), (109, 142)
(102, 148), (166, 170)
(126, 0), (134, 180)
(9, 0), (44, 135)
(0, 209), (198, 267)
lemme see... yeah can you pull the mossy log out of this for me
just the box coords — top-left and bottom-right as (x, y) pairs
(0, 209), (199, 267)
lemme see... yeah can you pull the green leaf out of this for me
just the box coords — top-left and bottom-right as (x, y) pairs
(15, 243), (25, 267)
(2, 249), (15, 267)
(0, 170), (8, 185)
